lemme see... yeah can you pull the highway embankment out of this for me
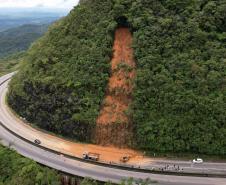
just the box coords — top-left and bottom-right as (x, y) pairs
(0, 73), (226, 185)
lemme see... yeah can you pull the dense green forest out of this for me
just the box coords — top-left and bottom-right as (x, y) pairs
(0, 24), (49, 58)
(8, 0), (226, 155)
(0, 145), (60, 185)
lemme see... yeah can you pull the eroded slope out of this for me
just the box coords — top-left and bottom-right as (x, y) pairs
(95, 27), (135, 147)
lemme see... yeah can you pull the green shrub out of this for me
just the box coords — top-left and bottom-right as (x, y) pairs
(0, 145), (60, 185)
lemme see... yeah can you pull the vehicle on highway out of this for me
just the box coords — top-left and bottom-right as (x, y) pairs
(34, 139), (41, 145)
(82, 151), (100, 161)
(120, 155), (131, 163)
(192, 158), (203, 164)
(20, 117), (28, 123)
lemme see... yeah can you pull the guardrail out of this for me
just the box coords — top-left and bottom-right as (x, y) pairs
(1, 77), (226, 179)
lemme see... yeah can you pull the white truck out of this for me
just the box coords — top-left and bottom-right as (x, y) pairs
(82, 152), (100, 161)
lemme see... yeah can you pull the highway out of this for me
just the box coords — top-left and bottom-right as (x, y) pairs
(0, 73), (225, 185)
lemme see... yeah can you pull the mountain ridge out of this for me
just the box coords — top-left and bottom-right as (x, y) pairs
(8, 0), (226, 155)
(0, 24), (49, 58)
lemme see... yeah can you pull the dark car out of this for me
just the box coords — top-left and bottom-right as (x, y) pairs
(34, 139), (41, 145)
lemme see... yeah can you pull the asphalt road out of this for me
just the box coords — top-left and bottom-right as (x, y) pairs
(144, 160), (226, 175)
(0, 73), (225, 185)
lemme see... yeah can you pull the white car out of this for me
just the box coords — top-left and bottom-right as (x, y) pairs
(192, 158), (203, 164)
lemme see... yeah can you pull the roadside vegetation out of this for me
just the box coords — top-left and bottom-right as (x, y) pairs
(0, 21), (63, 185)
(78, 177), (155, 185)
(8, 0), (226, 156)
(0, 144), (153, 185)
(0, 52), (25, 76)
(0, 145), (60, 185)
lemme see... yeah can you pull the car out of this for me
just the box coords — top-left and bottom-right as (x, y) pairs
(34, 139), (41, 145)
(192, 158), (203, 164)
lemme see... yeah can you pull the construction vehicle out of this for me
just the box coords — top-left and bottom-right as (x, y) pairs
(82, 151), (100, 161)
(120, 155), (131, 163)
(34, 139), (41, 145)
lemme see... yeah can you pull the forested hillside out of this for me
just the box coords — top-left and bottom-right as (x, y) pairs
(8, 0), (226, 155)
(0, 52), (25, 76)
(0, 145), (60, 185)
(0, 24), (49, 58)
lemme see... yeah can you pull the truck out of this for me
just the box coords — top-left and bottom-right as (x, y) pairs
(82, 151), (100, 161)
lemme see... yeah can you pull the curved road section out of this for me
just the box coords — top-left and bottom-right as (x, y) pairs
(0, 73), (225, 185)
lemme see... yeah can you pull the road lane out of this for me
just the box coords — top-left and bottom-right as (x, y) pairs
(0, 73), (225, 185)
(1, 123), (225, 185)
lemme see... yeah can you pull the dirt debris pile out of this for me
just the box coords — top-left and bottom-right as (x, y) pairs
(95, 27), (136, 147)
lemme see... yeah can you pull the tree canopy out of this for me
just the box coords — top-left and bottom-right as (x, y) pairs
(8, 0), (226, 155)
(0, 24), (48, 58)
(0, 145), (60, 185)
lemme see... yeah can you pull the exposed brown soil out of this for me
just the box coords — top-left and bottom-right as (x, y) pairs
(95, 27), (136, 147)
(3, 83), (154, 165)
